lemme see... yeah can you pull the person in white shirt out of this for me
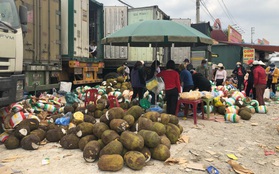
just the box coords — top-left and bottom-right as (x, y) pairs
(215, 63), (227, 86)
(89, 42), (97, 58)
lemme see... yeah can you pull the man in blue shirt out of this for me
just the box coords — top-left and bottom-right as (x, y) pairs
(178, 64), (194, 92)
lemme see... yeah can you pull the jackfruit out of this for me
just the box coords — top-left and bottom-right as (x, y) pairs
(138, 130), (161, 148)
(105, 107), (125, 121)
(20, 134), (40, 150)
(168, 114), (179, 125)
(160, 135), (171, 149)
(140, 147), (151, 162)
(60, 134), (80, 149)
(119, 131), (144, 151)
(14, 124), (30, 139)
(109, 119), (129, 133)
(4, 135), (20, 149)
(123, 114), (135, 127)
(150, 144), (170, 161)
(165, 123), (180, 144)
(99, 140), (123, 157)
(83, 114), (96, 124)
(152, 122), (166, 136)
(30, 128), (46, 141)
(64, 105), (75, 114)
(98, 154), (123, 171)
(239, 110), (252, 120)
(126, 106), (145, 120)
(94, 110), (103, 118)
(78, 134), (97, 151)
(46, 128), (66, 142)
(92, 122), (109, 139)
(124, 151), (146, 170)
(138, 117), (153, 131)
(76, 122), (94, 138)
(159, 113), (170, 124)
(101, 129), (120, 145)
(86, 104), (96, 113)
(83, 140), (101, 162)
(143, 111), (160, 122)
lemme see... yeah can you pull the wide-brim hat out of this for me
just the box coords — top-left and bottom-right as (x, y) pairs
(259, 61), (265, 65)
(236, 62), (241, 65)
(253, 60), (259, 65)
(217, 63), (224, 67)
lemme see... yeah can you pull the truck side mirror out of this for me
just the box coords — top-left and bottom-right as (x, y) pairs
(19, 5), (27, 33)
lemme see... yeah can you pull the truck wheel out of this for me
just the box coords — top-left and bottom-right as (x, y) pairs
(104, 72), (119, 81)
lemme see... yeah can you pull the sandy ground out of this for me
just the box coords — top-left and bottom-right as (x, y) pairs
(0, 102), (279, 174)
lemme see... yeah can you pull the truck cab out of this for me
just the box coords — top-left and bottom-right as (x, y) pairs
(0, 0), (27, 106)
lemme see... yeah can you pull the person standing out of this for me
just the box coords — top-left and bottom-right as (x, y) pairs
(214, 63), (227, 86)
(233, 62), (246, 91)
(146, 60), (161, 105)
(253, 61), (267, 105)
(183, 58), (194, 71)
(178, 63), (194, 92)
(245, 59), (256, 99)
(131, 61), (146, 101)
(89, 42), (97, 58)
(196, 59), (209, 79)
(123, 62), (130, 81)
(265, 63), (279, 95)
(157, 60), (181, 115)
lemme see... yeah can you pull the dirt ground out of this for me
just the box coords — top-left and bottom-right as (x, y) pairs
(0, 102), (279, 174)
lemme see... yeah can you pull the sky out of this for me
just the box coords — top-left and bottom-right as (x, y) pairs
(100, 0), (279, 45)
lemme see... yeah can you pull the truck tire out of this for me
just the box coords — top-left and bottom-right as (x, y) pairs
(104, 72), (119, 81)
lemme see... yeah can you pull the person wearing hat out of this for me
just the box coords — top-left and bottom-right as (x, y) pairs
(233, 62), (246, 91)
(214, 63), (227, 86)
(265, 63), (279, 95)
(183, 58), (194, 71)
(253, 60), (267, 105)
(245, 59), (256, 98)
(196, 59), (209, 79)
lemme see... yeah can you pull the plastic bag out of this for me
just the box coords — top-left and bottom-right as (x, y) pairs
(65, 92), (79, 105)
(146, 77), (158, 91)
(155, 77), (165, 93)
(60, 82), (72, 93)
(263, 88), (270, 99)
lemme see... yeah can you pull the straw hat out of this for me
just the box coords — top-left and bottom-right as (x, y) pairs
(236, 62), (241, 65)
(217, 63), (224, 67)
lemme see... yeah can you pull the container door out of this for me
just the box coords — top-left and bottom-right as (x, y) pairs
(171, 19), (191, 64)
(73, 0), (89, 58)
(15, 0), (36, 63)
(128, 8), (154, 62)
(104, 6), (128, 59)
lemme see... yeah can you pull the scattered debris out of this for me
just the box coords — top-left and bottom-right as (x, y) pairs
(227, 160), (254, 174)
(227, 154), (238, 160)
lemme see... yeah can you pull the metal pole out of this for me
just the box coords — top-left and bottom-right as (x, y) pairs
(251, 27), (255, 44)
(196, 0), (200, 23)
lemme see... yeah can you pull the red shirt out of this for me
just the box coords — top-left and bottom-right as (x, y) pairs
(157, 69), (181, 93)
(253, 66), (267, 85)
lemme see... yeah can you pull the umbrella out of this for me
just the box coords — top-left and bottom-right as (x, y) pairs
(101, 20), (213, 47)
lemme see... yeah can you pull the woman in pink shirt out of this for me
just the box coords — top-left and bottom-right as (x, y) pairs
(214, 63), (227, 86)
(157, 60), (181, 115)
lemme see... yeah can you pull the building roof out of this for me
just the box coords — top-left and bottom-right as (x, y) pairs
(220, 41), (279, 53)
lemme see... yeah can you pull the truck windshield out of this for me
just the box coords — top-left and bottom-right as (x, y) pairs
(0, 0), (20, 29)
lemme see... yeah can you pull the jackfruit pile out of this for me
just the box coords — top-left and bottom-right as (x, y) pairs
(1, 101), (183, 171)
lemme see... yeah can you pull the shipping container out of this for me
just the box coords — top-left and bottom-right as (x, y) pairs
(127, 6), (170, 64)
(15, 0), (61, 91)
(104, 6), (128, 59)
(211, 43), (242, 70)
(170, 18), (191, 64)
(59, 0), (104, 84)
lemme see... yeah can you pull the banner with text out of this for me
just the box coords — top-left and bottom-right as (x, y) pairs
(243, 47), (255, 64)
